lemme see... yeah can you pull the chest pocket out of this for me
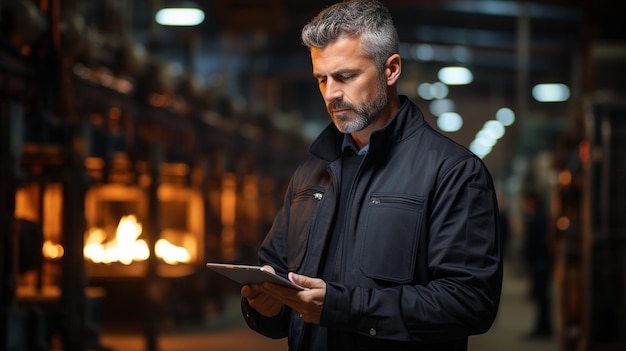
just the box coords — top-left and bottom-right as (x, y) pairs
(360, 193), (424, 284)
(287, 186), (325, 271)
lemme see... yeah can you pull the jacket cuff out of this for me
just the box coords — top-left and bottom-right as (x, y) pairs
(241, 297), (259, 328)
(240, 297), (290, 339)
(321, 282), (379, 337)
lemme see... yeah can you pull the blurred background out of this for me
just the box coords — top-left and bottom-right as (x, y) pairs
(1, 0), (624, 350)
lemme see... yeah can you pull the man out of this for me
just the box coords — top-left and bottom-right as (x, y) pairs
(241, 1), (502, 350)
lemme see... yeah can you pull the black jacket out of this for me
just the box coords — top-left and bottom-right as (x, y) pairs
(243, 96), (503, 350)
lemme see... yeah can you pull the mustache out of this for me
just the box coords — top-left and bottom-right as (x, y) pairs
(328, 100), (354, 111)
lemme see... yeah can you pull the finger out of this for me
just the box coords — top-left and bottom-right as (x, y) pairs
(244, 284), (271, 301)
(261, 265), (276, 274)
(288, 272), (325, 289)
(260, 282), (296, 298)
(241, 284), (251, 297)
(258, 283), (308, 310)
(248, 293), (284, 317)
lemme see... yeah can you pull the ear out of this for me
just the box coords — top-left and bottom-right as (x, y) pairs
(385, 54), (401, 86)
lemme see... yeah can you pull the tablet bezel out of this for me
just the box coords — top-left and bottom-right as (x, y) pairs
(206, 262), (305, 290)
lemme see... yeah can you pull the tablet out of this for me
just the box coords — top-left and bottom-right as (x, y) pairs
(206, 263), (305, 290)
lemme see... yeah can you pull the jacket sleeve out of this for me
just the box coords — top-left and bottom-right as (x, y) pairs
(241, 297), (291, 339)
(320, 157), (503, 344)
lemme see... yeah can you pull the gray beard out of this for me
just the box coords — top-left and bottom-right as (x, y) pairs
(333, 79), (388, 134)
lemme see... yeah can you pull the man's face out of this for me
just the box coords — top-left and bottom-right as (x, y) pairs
(311, 36), (388, 134)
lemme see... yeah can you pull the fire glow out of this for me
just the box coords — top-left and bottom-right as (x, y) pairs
(84, 215), (191, 265)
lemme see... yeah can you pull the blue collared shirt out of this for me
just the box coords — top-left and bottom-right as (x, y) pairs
(341, 134), (369, 156)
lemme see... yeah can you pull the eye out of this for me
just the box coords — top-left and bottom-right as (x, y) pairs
(339, 74), (354, 81)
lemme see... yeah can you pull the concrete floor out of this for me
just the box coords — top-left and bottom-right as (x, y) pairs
(99, 264), (558, 351)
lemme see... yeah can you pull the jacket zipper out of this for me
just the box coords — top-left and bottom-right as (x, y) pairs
(369, 194), (424, 206)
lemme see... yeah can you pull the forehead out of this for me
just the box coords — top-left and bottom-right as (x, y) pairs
(310, 36), (373, 73)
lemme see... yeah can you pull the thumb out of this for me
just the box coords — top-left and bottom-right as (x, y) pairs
(288, 272), (324, 289)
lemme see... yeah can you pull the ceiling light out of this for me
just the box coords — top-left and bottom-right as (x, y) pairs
(475, 133), (497, 147)
(437, 112), (463, 132)
(451, 46), (471, 63)
(532, 83), (570, 102)
(414, 44), (435, 61)
(496, 107), (515, 126)
(468, 118), (508, 159)
(156, 8), (205, 26)
(438, 66), (473, 85)
(469, 140), (492, 159)
(429, 99), (455, 116)
(430, 82), (449, 99)
(482, 120), (505, 140)
(418, 83), (433, 100)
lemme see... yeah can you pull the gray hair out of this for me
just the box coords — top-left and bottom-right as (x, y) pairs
(301, 0), (399, 70)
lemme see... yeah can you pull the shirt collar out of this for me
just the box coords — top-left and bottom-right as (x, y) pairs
(341, 134), (369, 156)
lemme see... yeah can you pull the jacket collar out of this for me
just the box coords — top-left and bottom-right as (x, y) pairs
(308, 95), (426, 162)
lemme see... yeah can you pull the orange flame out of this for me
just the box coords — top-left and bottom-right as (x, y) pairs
(83, 215), (190, 265)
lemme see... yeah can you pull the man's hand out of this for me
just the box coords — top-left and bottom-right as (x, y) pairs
(241, 265), (284, 317)
(283, 272), (326, 323)
(241, 266), (327, 324)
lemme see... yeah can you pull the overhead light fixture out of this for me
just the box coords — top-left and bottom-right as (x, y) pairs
(469, 140), (492, 159)
(482, 120), (505, 140)
(496, 107), (515, 126)
(437, 112), (463, 132)
(417, 82), (449, 100)
(414, 44), (435, 61)
(532, 83), (570, 102)
(430, 82), (449, 99)
(438, 66), (473, 85)
(417, 83), (434, 100)
(429, 99), (455, 116)
(156, 7), (205, 26)
(469, 118), (508, 159)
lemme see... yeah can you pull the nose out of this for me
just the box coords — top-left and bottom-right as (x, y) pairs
(323, 78), (342, 102)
